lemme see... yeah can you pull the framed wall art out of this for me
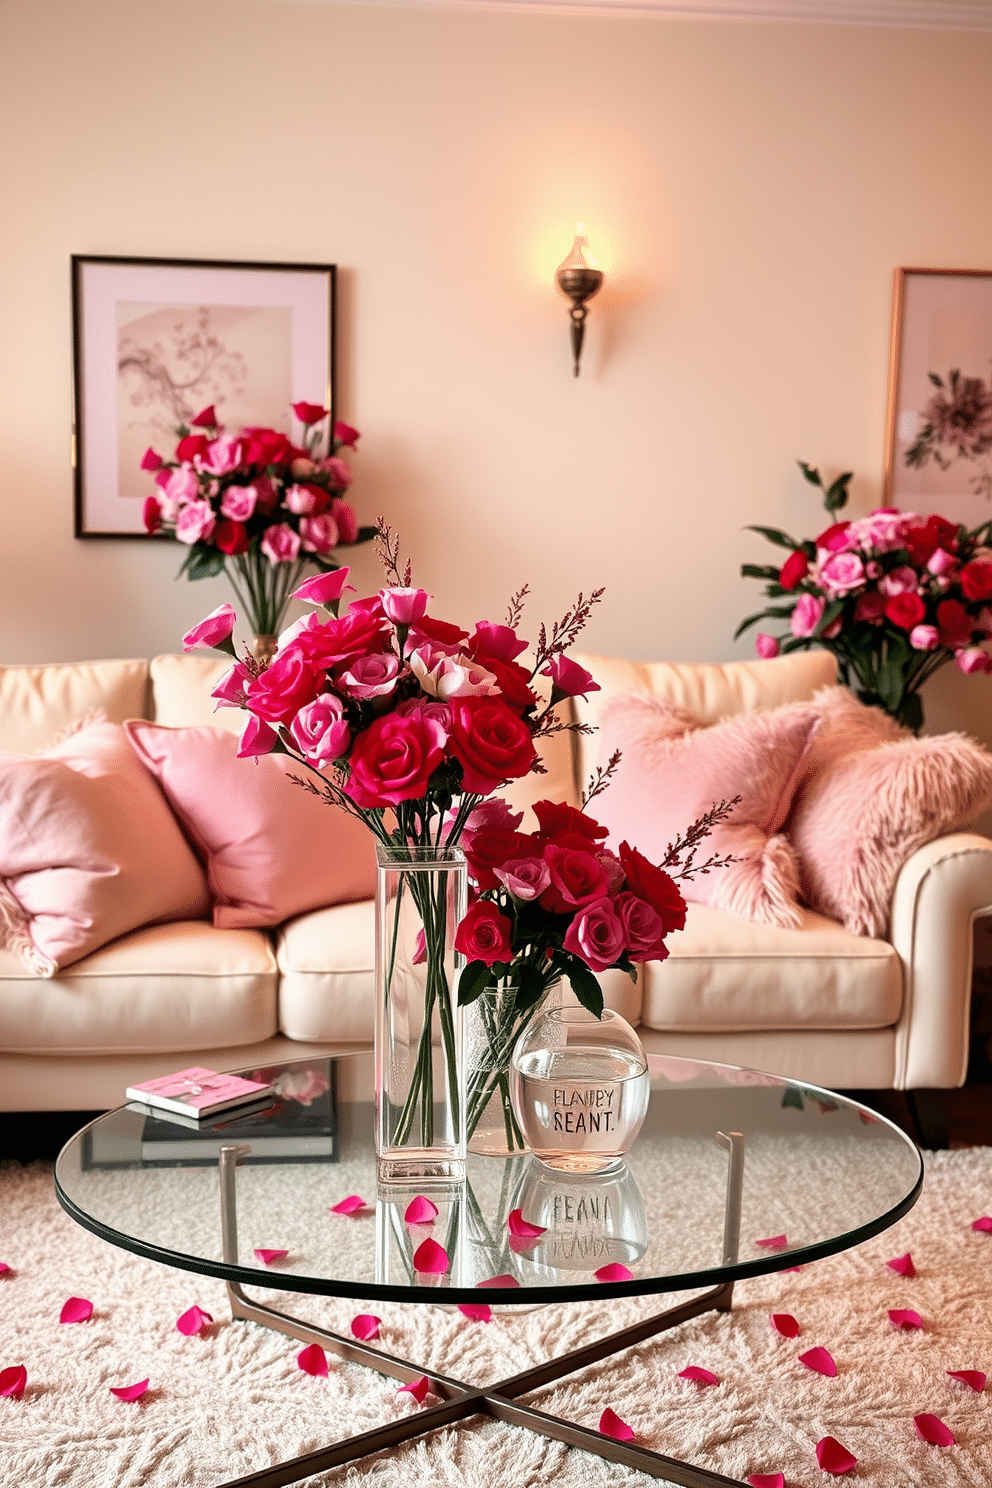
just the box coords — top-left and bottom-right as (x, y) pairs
(884, 266), (992, 526)
(72, 255), (336, 538)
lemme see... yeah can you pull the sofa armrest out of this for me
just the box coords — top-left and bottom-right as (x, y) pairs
(890, 832), (992, 1089)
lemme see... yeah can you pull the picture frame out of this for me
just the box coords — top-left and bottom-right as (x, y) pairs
(72, 254), (336, 538)
(883, 266), (992, 526)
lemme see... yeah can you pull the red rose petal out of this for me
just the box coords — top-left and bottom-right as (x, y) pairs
(110, 1379), (149, 1401)
(329, 1194), (368, 1215)
(404, 1196), (438, 1225)
(770, 1313), (800, 1338)
(0, 1365), (27, 1399)
(0, 1263), (11, 1277)
(413, 1238), (449, 1275)
(915, 1412), (955, 1446)
(815, 1435), (857, 1474)
(800, 1346), (837, 1376)
(599, 1407), (635, 1440)
(755, 1235), (788, 1250)
(398, 1374), (431, 1403)
(678, 1365), (720, 1386)
(176, 1306), (213, 1336)
(297, 1344), (328, 1377)
(595, 1263), (633, 1282)
(457, 1304), (492, 1322)
(748, 1475), (785, 1488)
(59, 1296), (93, 1324)
(507, 1208), (546, 1239)
(947, 1369), (986, 1391)
(970, 1216), (992, 1232)
(254, 1249), (288, 1266)
(886, 1252), (916, 1277)
(889, 1308), (923, 1330)
(477, 1273), (520, 1289)
(350, 1314), (381, 1341)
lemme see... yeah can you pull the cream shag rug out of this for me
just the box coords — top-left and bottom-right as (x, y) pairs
(1, 1150), (991, 1488)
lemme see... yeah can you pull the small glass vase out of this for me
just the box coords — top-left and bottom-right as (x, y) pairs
(510, 1003), (650, 1173)
(465, 979), (561, 1157)
(375, 844), (467, 1185)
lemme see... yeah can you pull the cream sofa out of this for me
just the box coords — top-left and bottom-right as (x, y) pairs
(2, 649), (991, 1114)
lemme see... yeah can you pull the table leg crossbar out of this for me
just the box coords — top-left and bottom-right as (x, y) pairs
(214, 1133), (746, 1488)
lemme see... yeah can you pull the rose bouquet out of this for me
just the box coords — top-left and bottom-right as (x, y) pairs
(142, 401), (374, 649)
(737, 461), (992, 731)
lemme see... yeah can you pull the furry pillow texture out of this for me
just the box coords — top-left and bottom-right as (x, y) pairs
(596, 693), (821, 927)
(786, 687), (992, 937)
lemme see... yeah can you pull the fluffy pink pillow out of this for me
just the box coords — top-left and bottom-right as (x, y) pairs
(596, 694), (820, 927)
(0, 721), (212, 975)
(125, 723), (376, 929)
(786, 689), (992, 937)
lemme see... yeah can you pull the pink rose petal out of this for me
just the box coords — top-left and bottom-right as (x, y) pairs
(176, 1305), (213, 1336)
(599, 1407), (635, 1440)
(947, 1369), (986, 1391)
(889, 1308), (923, 1330)
(887, 1252), (916, 1277)
(770, 1313), (800, 1338)
(595, 1263), (633, 1282)
(507, 1208), (546, 1239)
(404, 1196), (439, 1225)
(413, 1238), (449, 1274)
(748, 1475), (785, 1488)
(477, 1273), (520, 1289)
(329, 1194), (368, 1215)
(110, 1379), (149, 1401)
(970, 1216), (992, 1232)
(755, 1235), (788, 1250)
(297, 1344), (328, 1377)
(816, 1435), (857, 1474)
(59, 1296), (93, 1324)
(678, 1366), (720, 1386)
(0, 1365), (27, 1399)
(457, 1304), (492, 1322)
(254, 1249), (289, 1266)
(397, 1374), (431, 1403)
(800, 1346), (837, 1376)
(350, 1314), (381, 1341)
(915, 1412), (955, 1446)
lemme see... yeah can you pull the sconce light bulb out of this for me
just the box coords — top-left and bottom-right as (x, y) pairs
(555, 224), (604, 378)
(557, 226), (599, 274)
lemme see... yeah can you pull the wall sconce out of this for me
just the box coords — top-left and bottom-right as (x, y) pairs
(555, 223), (603, 378)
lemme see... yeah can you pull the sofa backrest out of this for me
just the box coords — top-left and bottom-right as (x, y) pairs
(0, 660), (151, 753)
(150, 654), (241, 734)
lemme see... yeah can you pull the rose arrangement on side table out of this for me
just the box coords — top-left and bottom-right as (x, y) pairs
(142, 401), (374, 655)
(737, 460), (992, 730)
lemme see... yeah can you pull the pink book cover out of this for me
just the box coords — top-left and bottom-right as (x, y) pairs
(126, 1066), (272, 1117)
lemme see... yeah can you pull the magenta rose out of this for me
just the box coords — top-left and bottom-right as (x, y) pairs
(447, 696), (537, 795)
(190, 405), (218, 429)
(261, 523), (302, 564)
(299, 514), (339, 554)
(494, 856), (552, 901)
(292, 400), (328, 426)
(210, 662), (251, 708)
(289, 694), (351, 765)
(182, 603), (237, 653)
(143, 496), (162, 534)
(755, 633), (779, 658)
(330, 497), (358, 543)
(140, 447), (162, 472)
(961, 558), (992, 602)
(175, 500), (216, 545)
(541, 654), (601, 699)
(345, 713), (447, 808)
(540, 843), (610, 912)
(334, 420), (360, 449)
(454, 900), (512, 967)
(457, 796), (523, 853)
(563, 898), (625, 973)
(245, 650), (322, 724)
(532, 800), (608, 845)
(200, 436), (241, 476)
(293, 609), (391, 672)
(322, 456), (352, 490)
(293, 568), (353, 606)
(336, 652), (401, 700)
(814, 521), (853, 554)
(790, 593), (825, 638)
(237, 714), (278, 759)
(615, 891), (668, 962)
(165, 466), (200, 504)
(469, 623), (529, 664)
(220, 484), (257, 522)
(879, 566), (918, 597)
(779, 550), (809, 590)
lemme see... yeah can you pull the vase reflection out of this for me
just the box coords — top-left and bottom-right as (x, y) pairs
(510, 1159), (649, 1277)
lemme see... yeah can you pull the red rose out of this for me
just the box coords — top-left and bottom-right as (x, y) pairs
(539, 844), (610, 912)
(615, 891), (669, 962)
(464, 827), (532, 890)
(960, 558), (992, 602)
(292, 610), (391, 675)
(936, 597), (974, 648)
(779, 550), (809, 590)
(481, 657), (537, 715)
(454, 900), (512, 966)
(884, 592), (925, 630)
(190, 405), (218, 428)
(532, 800), (608, 844)
(345, 713), (447, 808)
(140, 447), (162, 472)
(447, 696), (536, 795)
(618, 842), (687, 934)
(142, 496), (162, 534)
(245, 651), (321, 724)
(562, 898), (625, 973)
(303, 483), (332, 515)
(854, 591), (886, 624)
(814, 522), (851, 553)
(334, 420), (360, 449)
(904, 514), (958, 566)
(176, 433), (209, 463)
(410, 615), (470, 648)
(215, 519), (249, 555)
(292, 401), (328, 426)
(242, 428), (295, 468)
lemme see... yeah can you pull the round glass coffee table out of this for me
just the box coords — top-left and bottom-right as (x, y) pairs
(55, 1052), (922, 1488)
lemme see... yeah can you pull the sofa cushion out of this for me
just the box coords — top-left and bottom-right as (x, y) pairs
(0, 920), (278, 1054)
(276, 900), (376, 1043)
(0, 659), (150, 753)
(150, 653), (242, 734)
(639, 901), (902, 1033)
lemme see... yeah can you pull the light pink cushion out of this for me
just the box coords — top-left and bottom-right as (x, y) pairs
(0, 721), (212, 976)
(125, 723), (376, 929)
(596, 694), (820, 927)
(786, 689), (992, 937)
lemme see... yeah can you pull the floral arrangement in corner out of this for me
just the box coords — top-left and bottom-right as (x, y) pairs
(141, 401), (374, 646)
(737, 460), (992, 731)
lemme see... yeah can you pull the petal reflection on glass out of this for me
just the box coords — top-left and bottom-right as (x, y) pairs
(506, 1159), (648, 1279)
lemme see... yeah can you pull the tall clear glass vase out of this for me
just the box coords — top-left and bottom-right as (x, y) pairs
(375, 844), (467, 1185)
(466, 979), (562, 1157)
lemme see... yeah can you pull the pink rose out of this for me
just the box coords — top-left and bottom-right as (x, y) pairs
(182, 603), (237, 653)
(955, 647), (992, 675)
(211, 662), (251, 708)
(199, 436), (241, 476)
(396, 697), (452, 734)
(290, 457), (318, 480)
(815, 521), (854, 555)
(336, 652), (401, 699)
(494, 856), (552, 901)
(292, 400), (328, 426)
(245, 651), (321, 724)
(928, 547), (958, 577)
(220, 485), (257, 521)
(334, 420), (360, 449)
(284, 484), (318, 515)
(140, 447), (162, 472)
(381, 587), (431, 624)
(454, 900), (512, 967)
(615, 890), (667, 961)
(261, 523), (302, 564)
(293, 568), (353, 606)
(563, 898), (625, 973)
(330, 498), (358, 543)
(851, 509), (909, 552)
(879, 566), (919, 597)
(345, 713), (448, 808)
(541, 654), (601, 699)
(143, 496), (162, 534)
(321, 456), (352, 490)
(165, 466), (200, 504)
(289, 694), (351, 765)
(909, 624), (939, 651)
(470, 623), (529, 664)
(754, 633), (779, 659)
(175, 500), (216, 545)
(818, 551), (865, 597)
(410, 646), (499, 700)
(237, 714), (278, 758)
(540, 843), (610, 911)
(456, 795), (523, 852)
(790, 593), (825, 638)
(299, 514), (339, 554)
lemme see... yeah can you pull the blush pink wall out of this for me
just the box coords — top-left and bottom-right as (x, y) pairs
(0, 0), (990, 747)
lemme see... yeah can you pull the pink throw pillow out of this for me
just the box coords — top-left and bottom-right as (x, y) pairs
(0, 721), (212, 976)
(125, 723), (376, 929)
(596, 694), (820, 927)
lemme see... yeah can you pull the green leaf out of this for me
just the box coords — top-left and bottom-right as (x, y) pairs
(355, 525), (377, 544)
(780, 636), (813, 653)
(814, 599), (844, 637)
(824, 473), (853, 512)
(183, 547), (226, 581)
(744, 525), (801, 551)
(741, 563), (781, 580)
(566, 961), (604, 1018)
(457, 959), (493, 1007)
(798, 461), (822, 487)
(734, 604), (798, 641)
(515, 962), (547, 1011)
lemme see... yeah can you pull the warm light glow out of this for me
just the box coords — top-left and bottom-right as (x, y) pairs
(531, 221), (614, 285)
(556, 226), (600, 274)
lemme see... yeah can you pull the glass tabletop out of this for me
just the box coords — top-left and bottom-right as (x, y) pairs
(55, 1052), (922, 1307)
